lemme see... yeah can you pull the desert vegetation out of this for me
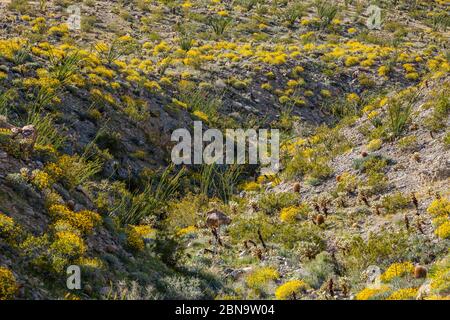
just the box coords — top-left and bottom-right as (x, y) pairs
(0, 0), (449, 300)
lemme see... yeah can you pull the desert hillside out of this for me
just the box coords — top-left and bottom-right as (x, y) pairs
(0, 0), (449, 300)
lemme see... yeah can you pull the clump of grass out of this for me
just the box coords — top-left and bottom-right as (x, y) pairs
(55, 154), (103, 189)
(386, 98), (413, 138)
(280, 2), (306, 26)
(176, 23), (195, 51)
(314, 0), (339, 28)
(11, 44), (31, 66)
(48, 50), (83, 84)
(0, 89), (16, 116)
(81, 15), (98, 33)
(206, 15), (232, 36)
(94, 36), (138, 65)
(178, 87), (222, 121)
(235, 0), (261, 11)
(429, 12), (450, 31)
(112, 165), (185, 225)
(38, 0), (48, 12)
(199, 164), (242, 203)
(27, 110), (66, 150)
(7, 0), (32, 14)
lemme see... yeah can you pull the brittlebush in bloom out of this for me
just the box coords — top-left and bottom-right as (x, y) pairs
(240, 181), (260, 192)
(346, 93), (360, 104)
(427, 198), (450, 217)
(31, 169), (50, 190)
(193, 110), (209, 122)
(0, 213), (21, 244)
(275, 280), (308, 300)
(48, 204), (101, 234)
(246, 267), (279, 290)
(0, 267), (18, 300)
(387, 287), (418, 300)
(428, 255), (449, 297)
(380, 262), (414, 282)
(355, 285), (389, 300)
(279, 205), (309, 223)
(126, 225), (155, 251)
(435, 221), (450, 239)
(177, 225), (197, 237)
(50, 231), (86, 272)
(367, 139), (382, 151)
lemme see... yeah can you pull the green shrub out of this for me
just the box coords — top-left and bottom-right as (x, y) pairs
(353, 154), (389, 173)
(381, 192), (410, 214)
(397, 135), (418, 151)
(303, 251), (336, 288)
(424, 91), (449, 133)
(258, 192), (299, 215)
(278, 222), (325, 254)
(342, 230), (411, 274)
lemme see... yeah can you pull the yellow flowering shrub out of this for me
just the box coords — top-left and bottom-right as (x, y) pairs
(380, 262), (414, 282)
(145, 80), (162, 92)
(177, 225), (197, 237)
(279, 95), (290, 104)
(44, 162), (64, 179)
(435, 221), (450, 239)
(0, 213), (21, 244)
(193, 110), (209, 122)
(367, 139), (382, 151)
(172, 98), (188, 109)
(245, 267), (279, 290)
(346, 93), (360, 104)
(387, 287), (418, 300)
(378, 65), (390, 77)
(260, 83), (272, 91)
(48, 205), (101, 234)
(30, 169), (50, 190)
(55, 154), (102, 189)
(427, 198), (450, 217)
(275, 280), (308, 300)
(126, 225), (155, 251)
(345, 56), (359, 67)
(90, 88), (116, 106)
(241, 181), (260, 192)
(279, 204), (309, 223)
(405, 72), (419, 80)
(0, 267), (18, 300)
(336, 172), (358, 193)
(50, 231), (87, 272)
(428, 255), (449, 296)
(48, 23), (69, 36)
(93, 66), (116, 79)
(76, 257), (104, 269)
(432, 215), (448, 228)
(257, 173), (281, 185)
(320, 89), (331, 97)
(355, 285), (390, 300)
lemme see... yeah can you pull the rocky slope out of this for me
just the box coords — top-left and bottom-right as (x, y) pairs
(0, 0), (449, 300)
